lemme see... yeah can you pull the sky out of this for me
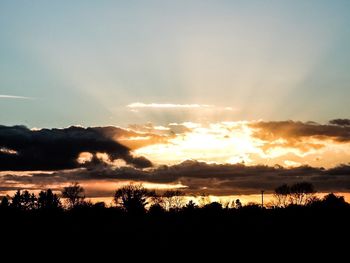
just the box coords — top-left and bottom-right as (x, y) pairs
(1, 0), (350, 127)
(1, 1), (350, 201)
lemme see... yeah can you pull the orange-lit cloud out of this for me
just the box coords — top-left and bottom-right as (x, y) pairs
(133, 120), (350, 168)
(250, 120), (350, 143)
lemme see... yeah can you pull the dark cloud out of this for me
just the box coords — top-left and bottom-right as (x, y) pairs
(250, 120), (350, 143)
(2, 160), (350, 196)
(329, 119), (350, 127)
(95, 124), (172, 150)
(0, 125), (152, 171)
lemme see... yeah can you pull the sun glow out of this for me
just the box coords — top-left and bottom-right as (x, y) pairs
(133, 121), (350, 168)
(134, 122), (262, 165)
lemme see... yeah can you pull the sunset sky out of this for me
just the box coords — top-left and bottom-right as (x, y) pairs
(1, 1), (350, 202)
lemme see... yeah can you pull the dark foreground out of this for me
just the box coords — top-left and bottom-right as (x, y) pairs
(0, 205), (349, 258)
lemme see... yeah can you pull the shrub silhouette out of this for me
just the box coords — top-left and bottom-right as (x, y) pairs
(203, 202), (223, 212)
(310, 193), (349, 209)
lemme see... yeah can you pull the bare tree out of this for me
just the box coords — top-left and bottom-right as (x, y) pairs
(61, 182), (85, 208)
(273, 184), (290, 207)
(149, 192), (163, 207)
(162, 190), (185, 211)
(273, 183), (316, 207)
(289, 182), (315, 206)
(198, 193), (211, 208)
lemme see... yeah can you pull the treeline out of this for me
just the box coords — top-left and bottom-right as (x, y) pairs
(0, 182), (349, 214)
(0, 182), (349, 255)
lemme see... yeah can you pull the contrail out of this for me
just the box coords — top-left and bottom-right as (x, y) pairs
(0, 94), (34, 100)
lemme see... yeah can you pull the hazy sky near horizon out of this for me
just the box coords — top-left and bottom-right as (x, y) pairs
(1, 0), (350, 127)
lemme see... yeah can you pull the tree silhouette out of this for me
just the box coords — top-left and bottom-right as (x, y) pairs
(162, 190), (185, 211)
(273, 182), (316, 206)
(61, 182), (85, 208)
(38, 189), (61, 210)
(93, 202), (106, 209)
(198, 193), (211, 207)
(273, 184), (290, 207)
(184, 200), (198, 211)
(10, 190), (37, 210)
(0, 196), (9, 209)
(148, 203), (165, 215)
(203, 202), (223, 212)
(320, 193), (348, 208)
(235, 199), (242, 209)
(11, 190), (22, 209)
(22, 190), (37, 210)
(289, 182), (315, 205)
(114, 184), (154, 214)
(149, 192), (163, 208)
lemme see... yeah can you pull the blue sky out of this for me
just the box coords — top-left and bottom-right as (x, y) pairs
(1, 0), (350, 127)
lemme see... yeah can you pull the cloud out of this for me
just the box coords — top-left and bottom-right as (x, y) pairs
(127, 102), (213, 109)
(131, 121), (350, 168)
(94, 124), (172, 150)
(1, 121), (350, 197)
(329, 119), (350, 127)
(250, 120), (350, 143)
(0, 125), (152, 171)
(126, 103), (235, 116)
(125, 103), (237, 124)
(0, 95), (34, 100)
(2, 160), (350, 197)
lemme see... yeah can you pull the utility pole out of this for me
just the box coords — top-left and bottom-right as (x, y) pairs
(261, 190), (265, 208)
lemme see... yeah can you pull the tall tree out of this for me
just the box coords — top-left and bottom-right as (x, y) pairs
(11, 190), (22, 209)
